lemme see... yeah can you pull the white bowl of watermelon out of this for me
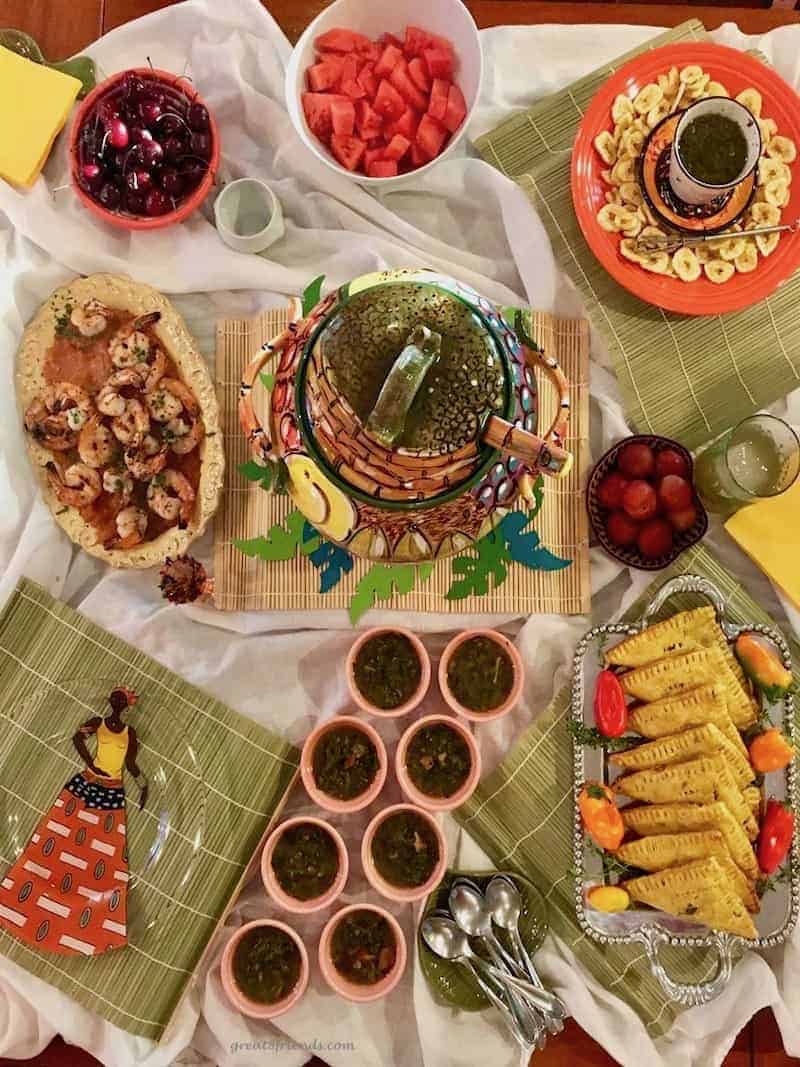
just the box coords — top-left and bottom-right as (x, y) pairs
(285, 0), (482, 186)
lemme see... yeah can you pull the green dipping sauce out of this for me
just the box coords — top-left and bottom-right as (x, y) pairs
(232, 926), (301, 1004)
(353, 631), (422, 710)
(312, 725), (379, 800)
(678, 112), (748, 186)
(372, 811), (440, 888)
(330, 909), (397, 985)
(271, 822), (339, 901)
(447, 635), (515, 713)
(406, 723), (472, 799)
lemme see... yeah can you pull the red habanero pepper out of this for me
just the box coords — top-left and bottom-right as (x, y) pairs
(757, 798), (795, 875)
(593, 669), (628, 738)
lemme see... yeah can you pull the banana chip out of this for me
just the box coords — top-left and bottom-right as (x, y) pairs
(620, 237), (644, 263)
(735, 241), (759, 273)
(622, 214), (644, 238)
(767, 135), (797, 164)
(751, 202), (781, 227)
(694, 242), (714, 264)
(735, 87), (762, 118)
(594, 131), (617, 165)
(633, 83), (663, 116)
(756, 230), (781, 257)
(611, 158), (637, 185)
(613, 113), (633, 140)
(759, 157), (791, 186)
(647, 99), (671, 129)
(683, 74), (710, 101)
(672, 246), (701, 282)
(758, 117), (778, 148)
(620, 181), (644, 207)
(705, 81), (729, 98)
(597, 203), (637, 233)
(612, 94), (635, 123)
(619, 129), (646, 160)
(640, 250), (670, 274)
(716, 236), (746, 262)
(704, 260), (735, 285)
(764, 178), (790, 208)
(679, 65), (704, 85)
(658, 66), (680, 97)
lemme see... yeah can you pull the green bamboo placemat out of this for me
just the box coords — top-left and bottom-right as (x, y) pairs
(455, 543), (799, 1038)
(0, 578), (299, 1040)
(476, 21), (800, 451)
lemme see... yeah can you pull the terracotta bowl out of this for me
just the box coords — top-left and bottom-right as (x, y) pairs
(70, 67), (220, 231)
(438, 629), (525, 722)
(220, 919), (309, 1019)
(261, 815), (349, 914)
(346, 627), (431, 718)
(318, 903), (407, 1002)
(300, 715), (388, 814)
(361, 802), (447, 903)
(395, 714), (481, 812)
(586, 434), (708, 571)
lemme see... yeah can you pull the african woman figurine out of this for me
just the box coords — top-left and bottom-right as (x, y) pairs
(0, 688), (147, 956)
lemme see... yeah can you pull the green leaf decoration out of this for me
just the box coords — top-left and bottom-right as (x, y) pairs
(528, 474), (545, 520)
(302, 274), (325, 316)
(259, 371), (275, 391)
(349, 563), (431, 625)
(238, 459), (274, 491)
(502, 511), (571, 572)
(235, 510), (308, 561)
(446, 528), (509, 601)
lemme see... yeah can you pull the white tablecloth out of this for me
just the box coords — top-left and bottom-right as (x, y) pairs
(1, 2), (799, 1064)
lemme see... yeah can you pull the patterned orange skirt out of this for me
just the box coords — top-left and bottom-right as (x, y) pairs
(0, 770), (128, 956)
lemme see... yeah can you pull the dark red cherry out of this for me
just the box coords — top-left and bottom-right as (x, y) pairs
(145, 188), (171, 216)
(139, 100), (162, 125)
(163, 134), (187, 162)
(181, 159), (207, 187)
(126, 168), (153, 192)
(157, 113), (184, 138)
(159, 167), (184, 196)
(128, 125), (153, 146)
(187, 103), (209, 131)
(123, 73), (146, 97)
(139, 139), (164, 167)
(189, 131), (211, 159)
(108, 118), (129, 149)
(98, 182), (121, 210)
(81, 163), (104, 191)
(124, 191), (147, 215)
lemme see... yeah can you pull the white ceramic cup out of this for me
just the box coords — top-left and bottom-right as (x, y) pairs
(214, 178), (285, 254)
(669, 97), (761, 206)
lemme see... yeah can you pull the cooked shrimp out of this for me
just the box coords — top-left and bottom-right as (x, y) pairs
(111, 398), (149, 445)
(70, 299), (110, 338)
(146, 383), (185, 422)
(24, 384), (92, 450)
(96, 368), (146, 418)
(109, 312), (160, 367)
(78, 415), (117, 468)
(166, 414), (205, 455)
(102, 468), (134, 502)
(146, 469), (195, 526)
(123, 435), (168, 480)
(109, 506), (147, 550)
(141, 347), (167, 393)
(46, 462), (101, 507)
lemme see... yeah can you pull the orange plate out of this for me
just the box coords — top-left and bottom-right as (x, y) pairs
(571, 43), (800, 315)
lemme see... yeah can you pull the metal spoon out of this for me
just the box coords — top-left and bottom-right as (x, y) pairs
(486, 876), (567, 1031)
(448, 883), (545, 1049)
(421, 916), (531, 1049)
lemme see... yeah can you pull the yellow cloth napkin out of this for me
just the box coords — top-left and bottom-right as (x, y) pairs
(725, 479), (800, 610)
(0, 46), (82, 187)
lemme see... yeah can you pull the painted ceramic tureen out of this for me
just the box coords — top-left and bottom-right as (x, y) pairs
(239, 269), (573, 563)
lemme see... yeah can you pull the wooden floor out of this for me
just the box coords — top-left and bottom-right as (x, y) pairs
(2, 0), (799, 1064)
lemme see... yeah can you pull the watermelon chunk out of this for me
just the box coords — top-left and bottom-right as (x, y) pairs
(331, 134), (366, 171)
(339, 53), (365, 98)
(404, 25), (453, 59)
(386, 108), (419, 141)
(443, 83), (467, 133)
(374, 79), (406, 122)
(307, 61), (342, 93)
(374, 43), (404, 80)
(389, 62), (429, 113)
(379, 32), (405, 50)
(368, 160), (399, 178)
(416, 113), (447, 160)
(357, 62), (377, 98)
(331, 97), (356, 138)
(408, 57), (431, 93)
(315, 28), (373, 53)
(410, 140), (427, 168)
(383, 134), (411, 161)
(364, 146), (385, 171)
(423, 47), (454, 80)
(355, 100), (384, 140)
(428, 79), (450, 122)
(302, 92), (337, 141)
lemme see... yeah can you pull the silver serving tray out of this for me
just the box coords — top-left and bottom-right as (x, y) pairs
(571, 574), (799, 1006)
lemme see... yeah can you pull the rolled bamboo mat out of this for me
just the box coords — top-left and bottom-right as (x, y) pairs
(213, 305), (591, 617)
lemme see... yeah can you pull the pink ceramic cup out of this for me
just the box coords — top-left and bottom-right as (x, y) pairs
(361, 803), (447, 903)
(220, 919), (309, 1019)
(438, 629), (525, 723)
(301, 715), (388, 814)
(318, 903), (407, 1003)
(261, 815), (349, 914)
(395, 714), (482, 813)
(346, 627), (431, 718)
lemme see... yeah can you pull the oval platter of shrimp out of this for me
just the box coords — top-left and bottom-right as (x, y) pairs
(16, 274), (224, 567)
(571, 42), (800, 315)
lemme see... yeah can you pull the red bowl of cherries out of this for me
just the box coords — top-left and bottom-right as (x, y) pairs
(587, 435), (708, 571)
(70, 67), (219, 230)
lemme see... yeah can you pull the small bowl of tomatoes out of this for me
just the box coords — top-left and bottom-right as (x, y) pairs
(587, 435), (708, 571)
(285, 0), (482, 187)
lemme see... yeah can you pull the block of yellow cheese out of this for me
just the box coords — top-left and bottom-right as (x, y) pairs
(0, 45), (82, 187)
